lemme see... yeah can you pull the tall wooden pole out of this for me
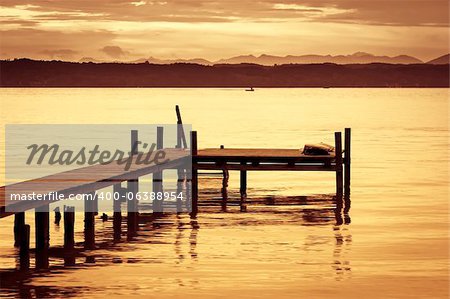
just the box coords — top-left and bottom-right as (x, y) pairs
(344, 128), (351, 196)
(153, 126), (164, 214)
(335, 132), (343, 199)
(240, 162), (247, 212)
(35, 205), (49, 268)
(190, 131), (198, 217)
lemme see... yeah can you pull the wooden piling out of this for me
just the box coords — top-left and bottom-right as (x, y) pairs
(127, 179), (139, 236)
(175, 105), (187, 149)
(344, 128), (351, 196)
(14, 212), (25, 247)
(221, 168), (229, 211)
(35, 205), (49, 268)
(84, 192), (96, 250)
(190, 131), (198, 217)
(19, 224), (30, 270)
(240, 162), (247, 212)
(113, 184), (123, 240)
(127, 130), (139, 235)
(131, 129), (139, 155)
(153, 126), (164, 214)
(64, 206), (75, 250)
(335, 132), (343, 199)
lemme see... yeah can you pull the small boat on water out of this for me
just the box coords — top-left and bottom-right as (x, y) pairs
(245, 87), (255, 91)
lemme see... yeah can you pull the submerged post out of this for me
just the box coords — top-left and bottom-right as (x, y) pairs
(19, 224), (30, 270)
(84, 192), (97, 250)
(127, 179), (139, 237)
(64, 206), (76, 266)
(128, 130), (139, 236)
(64, 206), (75, 250)
(35, 205), (49, 269)
(335, 132), (343, 199)
(240, 162), (247, 212)
(14, 212), (25, 247)
(190, 131), (198, 217)
(153, 126), (164, 214)
(344, 128), (351, 196)
(221, 168), (229, 211)
(113, 184), (123, 241)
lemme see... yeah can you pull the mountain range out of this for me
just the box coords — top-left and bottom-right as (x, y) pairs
(78, 52), (449, 65)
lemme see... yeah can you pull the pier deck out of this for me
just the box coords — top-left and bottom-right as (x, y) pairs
(0, 148), (190, 218)
(196, 148), (336, 171)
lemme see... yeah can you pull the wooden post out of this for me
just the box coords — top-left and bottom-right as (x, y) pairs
(128, 130), (139, 236)
(240, 162), (247, 212)
(35, 205), (49, 269)
(344, 128), (351, 196)
(175, 105), (187, 149)
(127, 179), (139, 237)
(64, 206), (75, 266)
(14, 212), (25, 247)
(19, 224), (30, 270)
(84, 192), (96, 250)
(221, 168), (229, 211)
(176, 169), (185, 213)
(64, 206), (75, 250)
(113, 184), (123, 241)
(131, 129), (139, 155)
(153, 126), (164, 214)
(335, 132), (343, 199)
(190, 131), (198, 217)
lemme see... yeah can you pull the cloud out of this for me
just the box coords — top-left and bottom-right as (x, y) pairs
(130, 1), (146, 6)
(99, 46), (129, 58)
(0, 0), (447, 26)
(0, 28), (116, 60)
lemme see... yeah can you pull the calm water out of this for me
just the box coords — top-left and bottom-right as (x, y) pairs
(0, 88), (448, 298)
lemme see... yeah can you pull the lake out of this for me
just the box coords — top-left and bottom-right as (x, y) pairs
(0, 88), (448, 298)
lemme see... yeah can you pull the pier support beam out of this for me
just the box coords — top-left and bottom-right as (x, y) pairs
(64, 206), (75, 266)
(153, 126), (164, 214)
(19, 224), (30, 270)
(240, 162), (247, 212)
(190, 131), (198, 217)
(221, 168), (229, 211)
(113, 184), (123, 241)
(14, 212), (25, 247)
(35, 205), (49, 269)
(84, 192), (97, 250)
(335, 132), (343, 199)
(344, 128), (351, 197)
(176, 168), (185, 213)
(127, 179), (139, 238)
(127, 130), (139, 238)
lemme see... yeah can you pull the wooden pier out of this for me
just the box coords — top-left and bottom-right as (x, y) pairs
(0, 106), (351, 270)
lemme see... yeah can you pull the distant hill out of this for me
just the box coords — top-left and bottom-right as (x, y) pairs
(131, 57), (211, 65)
(1, 59), (448, 87)
(215, 52), (423, 65)
(82, 52), (423, 66)
(427, 54), (450, 65)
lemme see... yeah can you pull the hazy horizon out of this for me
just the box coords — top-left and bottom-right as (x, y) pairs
(1, 1), (448, 62)
(3, 51), (448, 64)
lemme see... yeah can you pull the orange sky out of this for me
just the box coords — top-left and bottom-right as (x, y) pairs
(0, 1), (448, 62)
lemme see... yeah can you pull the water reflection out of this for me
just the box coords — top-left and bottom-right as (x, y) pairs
(1, 191), (351, 298)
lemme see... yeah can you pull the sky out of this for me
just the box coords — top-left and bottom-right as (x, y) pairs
(0, 0), (449, 62)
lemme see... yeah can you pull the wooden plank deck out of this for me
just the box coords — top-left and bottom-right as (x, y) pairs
(0, 148), (190, 218)
(196, 148), (336, 171)
(1, 147), (340, 218)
